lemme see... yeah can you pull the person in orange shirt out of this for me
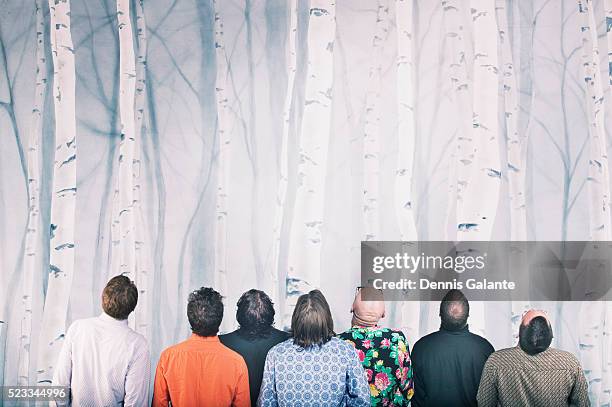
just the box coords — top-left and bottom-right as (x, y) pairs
(152, 287), (250, 407)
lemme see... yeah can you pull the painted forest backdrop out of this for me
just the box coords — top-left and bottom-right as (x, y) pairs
(1, 0), (612, 404)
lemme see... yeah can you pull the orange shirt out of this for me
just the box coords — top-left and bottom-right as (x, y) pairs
(152, 334), (250, 407)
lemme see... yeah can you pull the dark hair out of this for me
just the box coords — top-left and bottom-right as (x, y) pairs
(291, 290), (334, 348)
(102, 275), (138, 320)
(236, 289), (275, 338)
(439, 289), (469, 331)
(519, 316), (553, 355)
(187, 287), (224, 337)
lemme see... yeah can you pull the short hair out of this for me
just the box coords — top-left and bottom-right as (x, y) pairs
(102, 275), (138, 320)
(291, 290), (334, 348)
(519, 316), (553, 355)
(439, 289), (469, 331)
(236, 289), (275, 337)
(187, 287), (224, 337)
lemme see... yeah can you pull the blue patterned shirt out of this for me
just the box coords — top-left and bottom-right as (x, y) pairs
(257, 337), (371, 406)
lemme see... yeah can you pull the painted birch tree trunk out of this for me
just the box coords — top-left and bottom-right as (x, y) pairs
(578, 2), (610, 403)
(284, 0), (336, 327)
(395, 0), (419, 343)
(133, 0), (148, 335)
(457, 0), (501, 337)
(37, 0), (77, 384)
(496, 0), (529, 345)
(18, 0), (47, 385)
(270, 0), (298, 316)
(113, 0), (137, 281)
(442, 0), (472, 241)
(212, 0), (231, 331)
(363, 1), (388, 242)
(603, 1), (612, 401)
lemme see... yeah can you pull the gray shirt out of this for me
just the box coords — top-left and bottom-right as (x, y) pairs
(477, 346), (590, 407)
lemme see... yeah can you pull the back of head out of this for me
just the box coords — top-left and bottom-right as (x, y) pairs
(236, 289), (275, 338)
(519, 316), (553, 355)
(188, 287), (224, 337)
(291, 290), (334, 348)
(439, 289), (469, 331)
(351, 287), (385, 327)
(102, 275), (138, 320)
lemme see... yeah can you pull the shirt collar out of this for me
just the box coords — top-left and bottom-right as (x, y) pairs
(440, 324), (470, 334)
(99, 312), (129, 326)
(189, 333), (220, 342)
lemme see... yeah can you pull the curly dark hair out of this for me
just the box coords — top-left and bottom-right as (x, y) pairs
(102, 275), (138, 320)
(187, 287), (224, 337)
(236, 289), (275, 338)
(291, 290), (334, 348)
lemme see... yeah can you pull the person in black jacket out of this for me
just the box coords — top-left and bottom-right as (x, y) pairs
(410, 289), (494, 407)
(220, 289), (289, 407)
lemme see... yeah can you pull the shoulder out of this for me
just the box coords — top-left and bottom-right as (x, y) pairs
(271, 328), (290, 341)
(268, 338), (293, 356)
(412, 331), (439, 351)
(329, 337), (358, 355)
(219, 342), (247, 366)
(486, 347), (517, 365)
(468, 332), (495, 352)
(546, 348), (582, 369)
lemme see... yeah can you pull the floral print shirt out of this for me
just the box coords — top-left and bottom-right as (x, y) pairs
(338, 326), (414, 406)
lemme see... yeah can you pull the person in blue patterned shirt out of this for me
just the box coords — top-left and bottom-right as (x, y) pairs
(338, 287), (414, 406)
(257, 290), (370, 406)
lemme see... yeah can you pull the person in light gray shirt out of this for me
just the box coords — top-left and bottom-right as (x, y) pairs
(52, 275), (150, 406)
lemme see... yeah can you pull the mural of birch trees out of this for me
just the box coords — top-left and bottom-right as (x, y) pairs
(0, 1), (611, 403)
(284, 0), (336, 326)
(37, 0), (77, 384)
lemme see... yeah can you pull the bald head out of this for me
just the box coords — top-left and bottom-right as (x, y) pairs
(439, 290), (469, 331)
(521, 310), (549, 326)
(351, 288), (385, 327)
(519, 309), (553, 355)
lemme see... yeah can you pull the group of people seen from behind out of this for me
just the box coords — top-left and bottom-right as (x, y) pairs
(52, 275), (591, 406)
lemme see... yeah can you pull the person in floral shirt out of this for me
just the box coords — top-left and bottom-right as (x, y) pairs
(338, 287), (414, 406)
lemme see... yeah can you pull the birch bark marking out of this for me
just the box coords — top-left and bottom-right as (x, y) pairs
(395, 0), (419, 343)
(284, 0), (336, 327)
(19, 0), (47, 385)
(271, 0), (298, 311)
(37, 0), (77, 384)
(213, 0), (231, 304)
(578, 2), (610, 403)
(133, 0), (148, 335)
(363, 1), (389, 242)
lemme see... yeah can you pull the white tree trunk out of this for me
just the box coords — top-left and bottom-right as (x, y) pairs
(442, 0), (472, 241)
(270, 0), (298, 316)
(111, 0), (138, 332)
(213, 0), (231, 328)
(578, 2), (611, 403)
(284, 0), (336, 327)
(456, 0), (501, 337)
(37, 0), (77, 384)
(18, 0), (46, 385)
(395, 0), (419, 343)
(133, 0), (148, 335)
(363, 1), (389, 242)
(496, 0), (530, 346)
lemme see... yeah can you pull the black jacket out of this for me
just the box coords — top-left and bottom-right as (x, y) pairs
(220, 327), (289, 406)
(410, 325), (494, 407)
